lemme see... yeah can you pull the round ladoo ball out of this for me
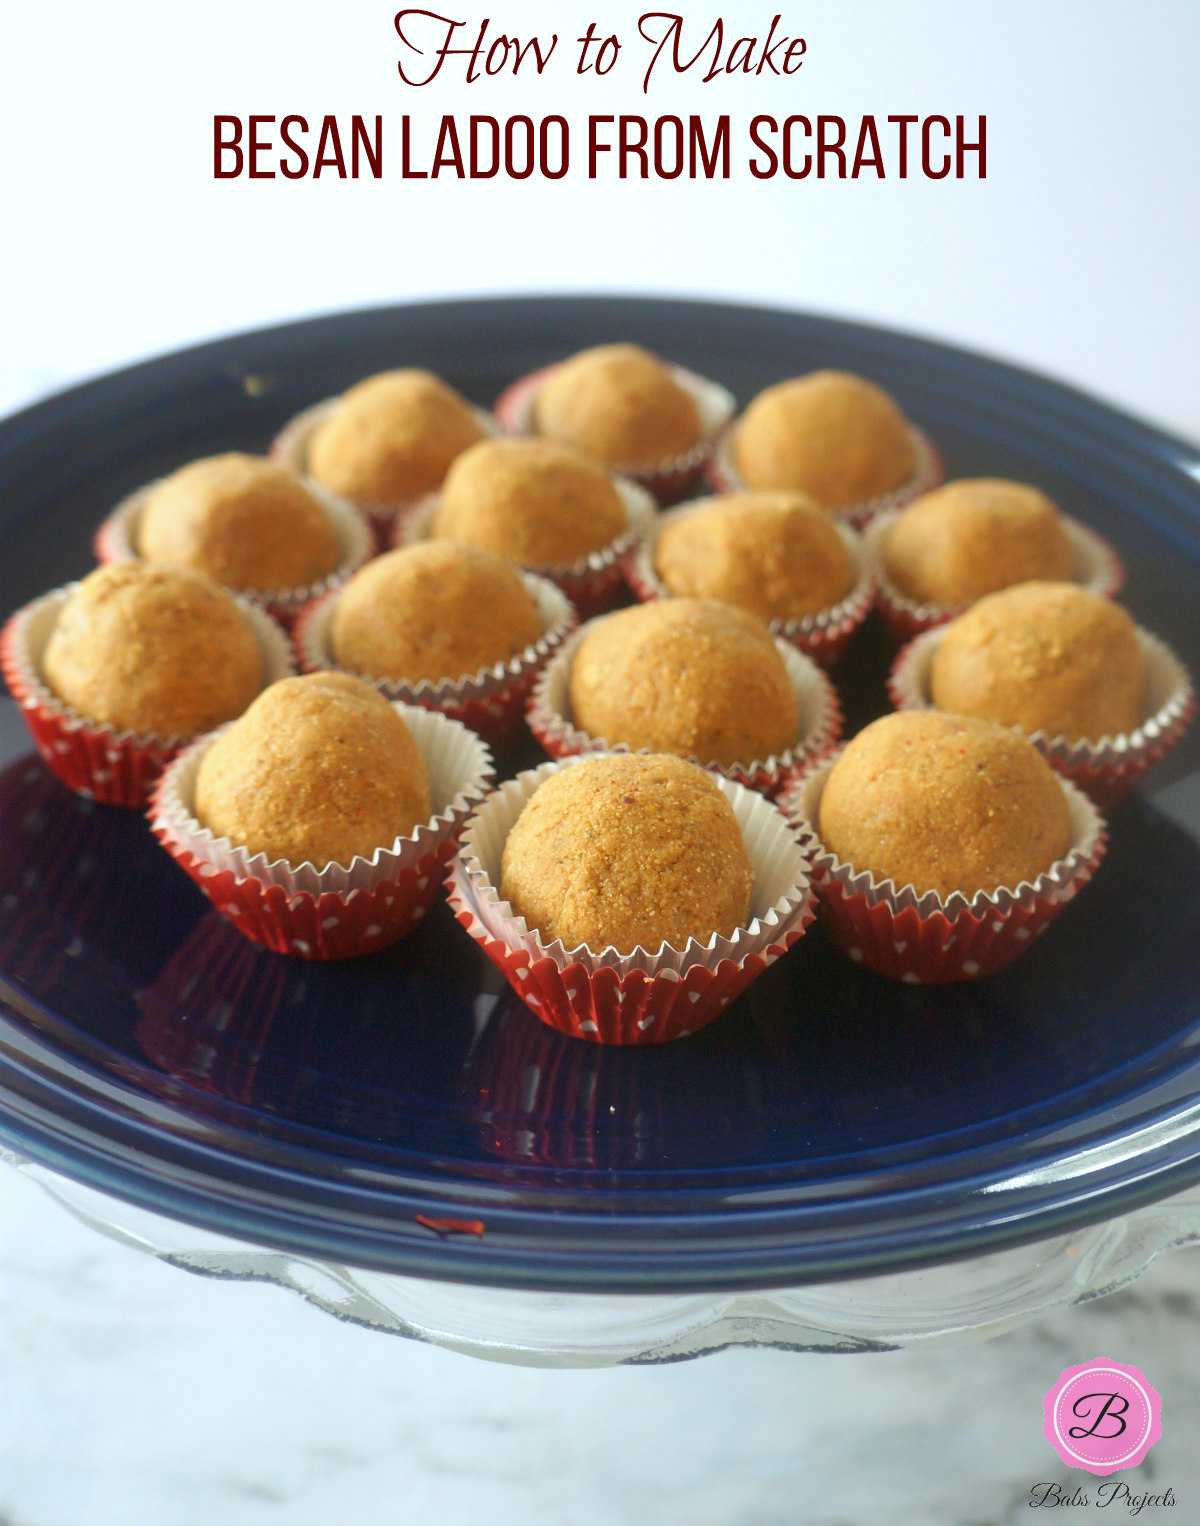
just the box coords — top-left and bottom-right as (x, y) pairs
(884, 478), (1076, 607)
(500, 753), (754, 954)
(533, 343), (702, 470)
(655, 491), (854, 621)
(434, 437), (627, 567)
(818, 710), (1073, 900)
(139, 453), (341, 593)
(568, 599), (799, 769)
(331, 541), (544, 685)
(733, 370), (917, 509)
(930, 581), (1145, 743)
(43, 562), (264, 738)
(307, 369), (486, 506)
(195, 672), (432, 869)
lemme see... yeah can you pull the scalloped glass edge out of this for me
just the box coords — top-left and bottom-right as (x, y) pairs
(9, 1149), (1200, 1368)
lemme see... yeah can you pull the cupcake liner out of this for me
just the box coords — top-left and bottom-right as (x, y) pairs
(526, 621), (842, 797)
(270, 398), (500, 542)
(292, 570), (577, 747)
(396, 477), (659, 620)
(0, 587), (295, 808)
(445, 756), (817, 1044)
(707, 422), (943, 531)
(867, 510), (1125, 645)
(493, 362), (735, 507)
(627, 500), (874, 669)
(888, 623), (1195, 809)
(93, 478), (374, 628)
(149, 705), (495, 961)
(779, 754), (1107, 984)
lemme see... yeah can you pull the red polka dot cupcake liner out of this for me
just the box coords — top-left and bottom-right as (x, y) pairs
(395, 477), (659, 621)
(93, 477), (374, 629)
(149, 704), (494, 961)
(270, 396), (500, 544)
(888, 622), (1195, 810)
(707, 422), (943, 531)
(866, 510), (1125, 645)
(626, 499), (874, 669)
(1, 586), (294, 808)
(780, 751), (1107, 984)
(292, 570), (577, 748)
(493, 362), (735, 507)
(526, 620), (842, 797)
(445, 756), (816, 1044)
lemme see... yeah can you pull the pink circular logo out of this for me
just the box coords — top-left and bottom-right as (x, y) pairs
(1043, 1360), (1162, 1475)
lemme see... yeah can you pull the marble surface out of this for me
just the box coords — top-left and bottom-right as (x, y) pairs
(2, 1163), (1200, 1525)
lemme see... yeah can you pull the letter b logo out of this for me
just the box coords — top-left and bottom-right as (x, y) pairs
(1067, 1392), (1128, 1440)
(1044, 1361), (1161, 1475)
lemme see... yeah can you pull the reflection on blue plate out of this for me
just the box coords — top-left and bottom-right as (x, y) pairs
(2, 297), (1200, 1293)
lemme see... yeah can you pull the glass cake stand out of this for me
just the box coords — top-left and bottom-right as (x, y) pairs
(3, 297), (1200, 1365)
(10, 1154), (1200, 1365)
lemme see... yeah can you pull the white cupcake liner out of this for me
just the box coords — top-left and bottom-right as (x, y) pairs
(295, 569), (575, 704)
(867, 509), (1125, 642)
(780, 752), (1108, 983)
(785, 754), (1105, 920)
(93, 477), (374, 626)
(526, 619), (842, 795)
(889, 621), (1196, 807)
(292, 569), (576, 744)
(270, 398), (500, 536)
(150, 703), (495, 959)
(708, 422), (943, 530)
(452, 757), (814, 971)
(1, 585), (294, 807)
(445, 756), (816, 1042)
(493, 361), (735, 503)
(628, 498), (874, 668)
(396, 475), (658, 616)
(152, 703), (494, 898)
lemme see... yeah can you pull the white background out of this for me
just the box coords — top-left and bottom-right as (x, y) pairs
(2, 0), (1199, 435)
(3, 4), (1200, 1523)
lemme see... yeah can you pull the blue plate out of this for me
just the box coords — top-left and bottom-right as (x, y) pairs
(2, 297), (1200, 1293)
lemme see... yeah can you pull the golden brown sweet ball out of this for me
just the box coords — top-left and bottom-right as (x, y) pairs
(500, 753), (754, 954)
(655, 492), (855, 622)
(43, 563), (264, 738)
(818, 711), (1072, 900)
(930, 582), (1145, 743)
(434, 437), (627, 567)
(884, 478), (1076, 607)
(139, 453), (341, 593)
(569, 600), (798, 768)
(194, 672), (432, 868)
(533, 343), (703, 469)
(306, 369), (486, 506)
(331, 542), (543, 685)
(733, 370), (917, 508)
